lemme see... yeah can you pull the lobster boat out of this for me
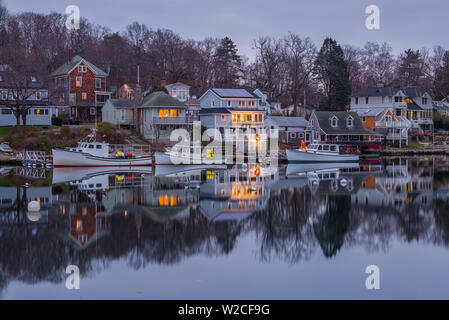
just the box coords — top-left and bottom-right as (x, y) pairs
(286, 142), (359, 164)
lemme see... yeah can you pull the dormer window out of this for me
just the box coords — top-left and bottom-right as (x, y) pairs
(30, 76), (37, 82)
(330, 116), (338, 128)
(238, 100), (245, 107)
(346, 116), (353, 128)
(78, 65), (87, 72)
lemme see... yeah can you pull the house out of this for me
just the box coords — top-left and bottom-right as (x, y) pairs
(307, 111), (381, 151)
(117, 83), (142, 101)
(138, 91), (191, 142)
(252, 89), (280, 115)
(101, 99), (135, 129)
(265, 116), (310, 144)
(50, 55), (111, 122)
(0, 67), (58, 126)
(199, 88), (265, 135)
(433, 99), (449, 116)
(164, 82), (190, 102)
(350, 86), (433, 142)
(185, 96), (201, 121)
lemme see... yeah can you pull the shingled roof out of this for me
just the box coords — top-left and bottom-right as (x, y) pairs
(106, 99), (134, 109)
(313, 111), (378, 135)
(51, 55), (108, 77)
(266, 116), (308, 128)
(351, 87), (401, 97)
(139, 91), (186, 108)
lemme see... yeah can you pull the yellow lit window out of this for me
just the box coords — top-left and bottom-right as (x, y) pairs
(76, 76), (82, 87)
(76, 219), (82, 231)
(82, 92), (87, 100)
(159, 109), (169, 118)
(170, 109), (179, 118)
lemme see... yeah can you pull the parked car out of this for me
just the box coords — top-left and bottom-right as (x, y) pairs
(62, 117), (80, 125)
(0, 143), (13, 153)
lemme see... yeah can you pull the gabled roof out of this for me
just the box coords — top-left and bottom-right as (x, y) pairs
(105, 98), (134, 109)
(199, 107), (231, 115)
(352, 108), (384, 117)
(313, 111), (377, 135)
(165, 82), (190, 89)
(402, 87), (427, 98)
(138, 91), (186, 108)
(209, 88), (260, 99)
(266, 116), (308, 128)
(0, 71), (46, 89)
(352, 87), (401, 97)
(51, 55), (108, 77)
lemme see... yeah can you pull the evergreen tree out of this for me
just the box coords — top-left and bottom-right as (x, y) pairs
(314, 37), (351, 111)
(396, 49), (424, 87)
(212, 36), (242, 87)
(434, 51), (449, 100)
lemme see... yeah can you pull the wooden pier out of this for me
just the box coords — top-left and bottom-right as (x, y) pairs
(14, 150), (53, 167)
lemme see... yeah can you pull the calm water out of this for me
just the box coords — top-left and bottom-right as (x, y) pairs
(1, 157), (449, 299)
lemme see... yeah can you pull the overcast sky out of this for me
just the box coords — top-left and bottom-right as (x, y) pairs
(4, 0), (449, 59)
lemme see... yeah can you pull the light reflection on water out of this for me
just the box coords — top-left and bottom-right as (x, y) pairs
(1, 157), (449, 299)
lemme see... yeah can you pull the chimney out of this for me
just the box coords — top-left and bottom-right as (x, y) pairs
(161, 79), (167, 87)
(68, 49), (73, 62)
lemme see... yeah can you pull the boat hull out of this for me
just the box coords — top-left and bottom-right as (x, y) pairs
(286, 149), (359, 163)
(155, 152), (225, 165)
(52, 149), (152, 167)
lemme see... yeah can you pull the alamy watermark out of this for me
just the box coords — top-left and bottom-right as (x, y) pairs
(365, 265), (380, 290)
(365, 5), (380, 30)
(65, 5), (80, 30)
(65, 265), (80, 290)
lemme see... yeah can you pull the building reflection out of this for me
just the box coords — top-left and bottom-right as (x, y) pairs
(1, 158), (449, 292)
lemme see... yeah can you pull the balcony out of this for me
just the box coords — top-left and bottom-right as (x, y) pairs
(151, 117), (192, 125)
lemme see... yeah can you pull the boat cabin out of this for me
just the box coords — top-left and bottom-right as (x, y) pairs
(68, 142), (110, 157)
(306, 143), (340, 153)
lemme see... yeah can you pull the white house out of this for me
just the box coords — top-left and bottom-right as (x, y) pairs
(101, 98), (135, 129)
(165, 82), (190, 102)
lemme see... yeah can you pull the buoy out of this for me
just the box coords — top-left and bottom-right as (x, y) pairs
(28, 200), (40, 212)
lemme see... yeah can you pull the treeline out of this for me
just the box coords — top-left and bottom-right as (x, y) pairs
(1, 0), (449, 113)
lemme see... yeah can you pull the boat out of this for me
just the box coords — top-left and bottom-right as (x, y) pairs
(52, 132), (152, 168)
(286, 142), (359, 164)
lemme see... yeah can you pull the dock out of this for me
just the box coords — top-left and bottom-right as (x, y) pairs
(14, 150), (53, 168)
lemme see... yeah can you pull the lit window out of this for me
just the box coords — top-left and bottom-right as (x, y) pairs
(159, 109), (169, 118)
(82, 92), (87, 100)
(221, 114), (225, 120)
(170, 109), (179, 118)
(76, 77), (82, 87)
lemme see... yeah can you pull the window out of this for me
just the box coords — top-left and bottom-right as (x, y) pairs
(35, 91), (41, 100)
(170, 109), (179, 118)
(290, 132), (296, 138)
(422, 97), (427, 105)
(78, 65), (87, 72)
(1, 109), (11, 114)
(362, 116), (366, 122)
(0, 75), (3, 81)
(95, 78), (101, 89)
(221, 115), (225, 121)
(228, 100), (231, 107)
(346, 116), (353, 127)
(88, 144), (94, 149)
(249, 101), (255, 107)
(355, 97), (358, 104)
(396, 109), (401, 116)
(59, 93), (65, 103)
(82, 92), (87, 100)
(385, 116), (392, 122)
(76, 76), (82, 87)
(34, 109), (41, 115)
(96, 145), (102, 149)
(1, 91), (7, 100)
(330, 116), (338, 127)
(365, 97), (369, 104)
(30, 76), (37, 82)
(238, 100), (245, 107)
(90, 107), (96, 115)
(395, 96), (403, 102)
(159, 109), (169, 118)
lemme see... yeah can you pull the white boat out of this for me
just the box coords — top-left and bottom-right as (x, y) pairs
(52, 133), (152, 168)
(286, 142), (359, 163)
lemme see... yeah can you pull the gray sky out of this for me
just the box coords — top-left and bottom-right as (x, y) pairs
(4, 0), (449, 59)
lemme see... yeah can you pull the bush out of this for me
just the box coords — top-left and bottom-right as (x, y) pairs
(52, 116), (63, 126)
(36, 136), (52, 152)
(60, 126), (71, 137)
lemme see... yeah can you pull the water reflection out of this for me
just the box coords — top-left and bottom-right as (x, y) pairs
(0, 157), (449, 296)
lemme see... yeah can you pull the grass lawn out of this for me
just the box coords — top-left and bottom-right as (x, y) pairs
(0, 126), (15, 137)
